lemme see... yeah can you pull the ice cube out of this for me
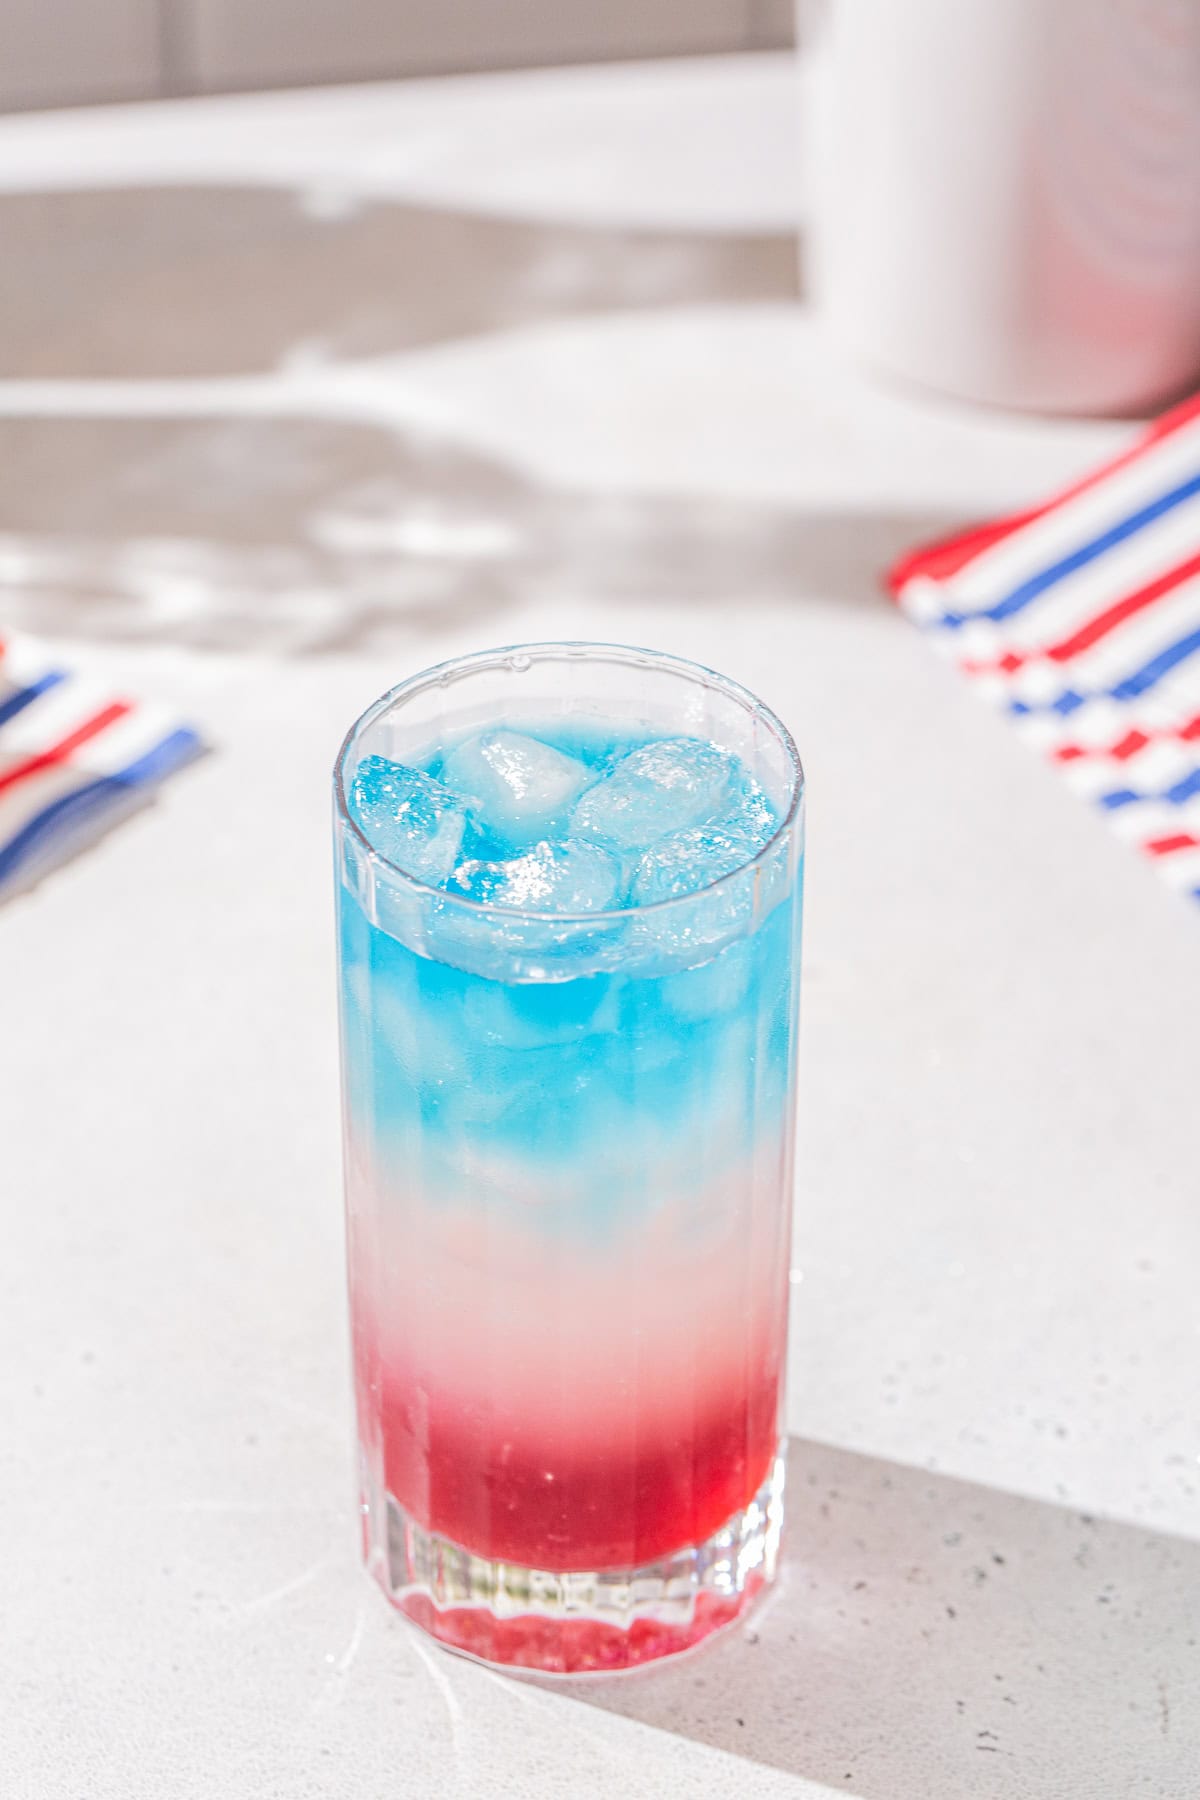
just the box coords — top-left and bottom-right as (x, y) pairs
(570, 737), (737, 852)
(349, 754), (467, 884)
(440, 729), (589, 844)
(661, 937), (755, 1020)
(718, 779), (780, 854)
(463, 974), (620, 1049)
(630, 771), (780, 906)
(449, 837), (623, 913)
(625, 825), (758, 967)
(631, 825), (752, 906)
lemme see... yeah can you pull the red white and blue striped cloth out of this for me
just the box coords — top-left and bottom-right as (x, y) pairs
(0, 630), (202, 897)
(889, 393), (1200, 907)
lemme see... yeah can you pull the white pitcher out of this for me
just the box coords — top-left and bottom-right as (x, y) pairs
(805, 0), (1200, 415)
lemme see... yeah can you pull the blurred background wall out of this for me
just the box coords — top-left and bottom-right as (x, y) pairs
(0, 0), (796, 111)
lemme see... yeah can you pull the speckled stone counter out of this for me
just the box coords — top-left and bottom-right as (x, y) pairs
(1, 53), (1196, 1800)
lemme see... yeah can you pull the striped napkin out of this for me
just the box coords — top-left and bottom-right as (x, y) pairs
(889, 394), (1200, 907)
(0, 630), (203, 897)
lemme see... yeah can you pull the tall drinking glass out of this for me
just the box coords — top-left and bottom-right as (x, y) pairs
(334, 644), (804, 1673)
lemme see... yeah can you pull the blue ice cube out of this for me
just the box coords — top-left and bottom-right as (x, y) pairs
(440, 729), (589, 845)
(449, 836), (623, 913)
(570, 738), (737, 853)
(349, 755), (468, 884)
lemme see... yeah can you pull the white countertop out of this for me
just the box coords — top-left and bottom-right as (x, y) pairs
(1, 53), (1197, 1800)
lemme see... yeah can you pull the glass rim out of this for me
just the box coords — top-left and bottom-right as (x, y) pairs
(333, 640), (805, 926)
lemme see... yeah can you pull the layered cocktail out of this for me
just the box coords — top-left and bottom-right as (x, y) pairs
(334, 644), (804, 1672)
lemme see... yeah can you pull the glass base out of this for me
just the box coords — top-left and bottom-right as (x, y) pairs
(363, 1447), (785, 1675)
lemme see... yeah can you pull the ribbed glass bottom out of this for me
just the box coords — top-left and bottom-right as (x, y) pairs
(362, 1446), (785, 1674)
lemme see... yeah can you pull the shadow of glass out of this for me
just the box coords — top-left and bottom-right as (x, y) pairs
(566, 1437), (1199, 1799)
(0, 414), (963, 655)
